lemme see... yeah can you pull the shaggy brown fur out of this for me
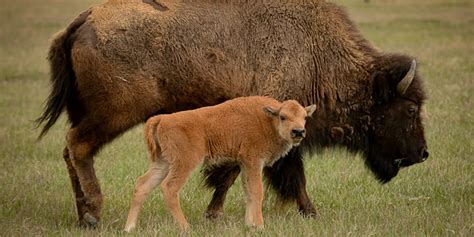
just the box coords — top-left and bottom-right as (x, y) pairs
(37, 0), (428, 226)
(124, 96), (316, 230)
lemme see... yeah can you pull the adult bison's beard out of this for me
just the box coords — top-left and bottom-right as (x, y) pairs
(364, 145), (400, 183)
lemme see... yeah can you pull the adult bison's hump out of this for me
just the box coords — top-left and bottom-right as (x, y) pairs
(86, 0), (371, 105)
(89, 1), (318, 92)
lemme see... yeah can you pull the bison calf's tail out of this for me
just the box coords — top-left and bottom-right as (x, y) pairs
(35, 10), (91, 139)
(145, 116), (163, 161)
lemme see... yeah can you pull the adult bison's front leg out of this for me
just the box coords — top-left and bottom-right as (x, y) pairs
(204, 149), (316, 218)
(264, 149), (317, 217)
(203, 165), (241, 219)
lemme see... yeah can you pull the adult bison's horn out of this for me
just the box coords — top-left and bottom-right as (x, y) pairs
(396, 59), (416, 95)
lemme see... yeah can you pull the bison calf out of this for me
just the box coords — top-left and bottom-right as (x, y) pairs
(125, 96), (316, 231)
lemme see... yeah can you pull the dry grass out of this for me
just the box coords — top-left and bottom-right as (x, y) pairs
(0, 0), (472, 236)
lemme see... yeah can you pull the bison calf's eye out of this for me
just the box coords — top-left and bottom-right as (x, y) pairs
(280, 115), (286, 121)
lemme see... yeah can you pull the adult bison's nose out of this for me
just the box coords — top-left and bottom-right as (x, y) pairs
(420, 147), (429, 162)
(291, 128), (306, 138)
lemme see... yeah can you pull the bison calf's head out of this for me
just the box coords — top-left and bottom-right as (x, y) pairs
(264, 100), (316, 146)
(368, 57), (429, 183)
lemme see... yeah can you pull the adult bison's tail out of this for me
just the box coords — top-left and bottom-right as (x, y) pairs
(36, 10), (91, 139)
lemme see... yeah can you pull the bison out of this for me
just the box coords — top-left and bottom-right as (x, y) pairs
(125, 96), (316, 231)
(37, 0), (429, 227)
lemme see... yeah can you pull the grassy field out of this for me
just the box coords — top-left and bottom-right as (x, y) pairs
(0, 0), (472, 236)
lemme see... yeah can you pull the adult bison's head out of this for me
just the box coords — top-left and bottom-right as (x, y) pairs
(366, 55), (428, 183)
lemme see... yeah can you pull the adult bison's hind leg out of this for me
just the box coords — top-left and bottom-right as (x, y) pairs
(264, 149), (317, 217)
(63, 147), (89, 225)
(65, 125), (105, 227)
(64, 115), (140, 227)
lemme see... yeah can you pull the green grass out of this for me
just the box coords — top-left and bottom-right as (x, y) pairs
(0, 0), (473, 236)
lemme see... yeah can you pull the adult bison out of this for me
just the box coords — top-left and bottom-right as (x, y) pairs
(37, 0), (429, 227)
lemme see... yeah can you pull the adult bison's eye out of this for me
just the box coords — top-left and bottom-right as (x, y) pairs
(408, 106), (418, 118)
(280, 115), (286, 121)
(376, 115), (384, 124)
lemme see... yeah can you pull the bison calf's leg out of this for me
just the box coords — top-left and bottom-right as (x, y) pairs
(125, 160), (170, 232)
(161, 156), (201, 230)
(204, 165), (241, 219)
(241, 162), (264, 228)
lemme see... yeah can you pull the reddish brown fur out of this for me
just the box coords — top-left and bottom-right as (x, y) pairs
(38, 0), (428, 226)
(124, 96), (315, 230)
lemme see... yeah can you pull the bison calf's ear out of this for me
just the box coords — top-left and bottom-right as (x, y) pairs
(305, 105), (316, 117)
(263, 106), (278, 118)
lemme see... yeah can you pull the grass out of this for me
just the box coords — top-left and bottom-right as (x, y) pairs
(0, 0), (472, 236)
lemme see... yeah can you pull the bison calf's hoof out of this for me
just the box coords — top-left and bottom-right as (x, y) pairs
(124, 224), (135, 233)
(180, 222), (190, 232)
(246, 223), (264, 230)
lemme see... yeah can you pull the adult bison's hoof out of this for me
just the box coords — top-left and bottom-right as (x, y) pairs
(80, 212), (98, 228)
(299, 206), (318, 218)
(203, 209), (223, 220)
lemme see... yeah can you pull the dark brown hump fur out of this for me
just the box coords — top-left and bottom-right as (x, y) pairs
(35, 9), (91, 139)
